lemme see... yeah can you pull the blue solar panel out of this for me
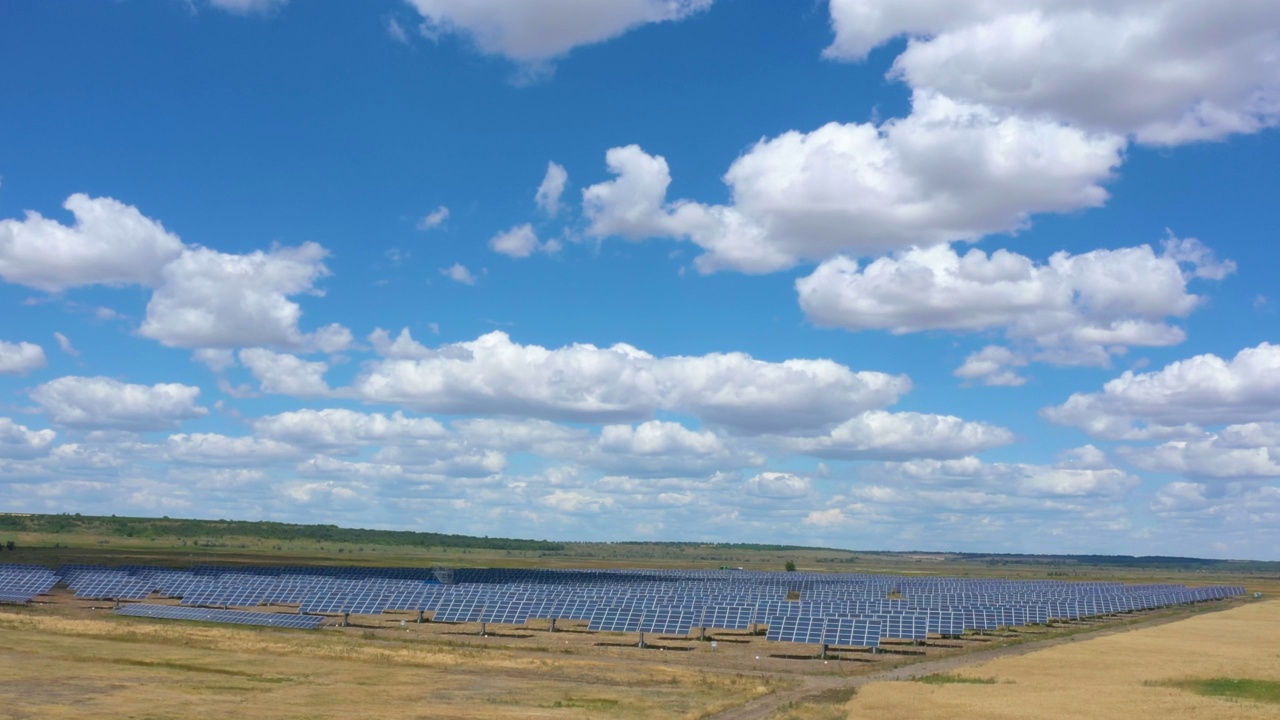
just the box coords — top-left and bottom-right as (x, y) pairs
(17, 562), (1239, 641)
(117, 603), (325, 629)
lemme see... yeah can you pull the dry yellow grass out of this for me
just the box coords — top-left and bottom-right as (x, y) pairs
(0, 610), (780, 719)
(847, 599), (1280, 719)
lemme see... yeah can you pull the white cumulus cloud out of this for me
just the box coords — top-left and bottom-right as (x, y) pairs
(31, 376), (207, 431)
(353, 330), (909, 432)
(0, 194), (184, 291)
(743, 472), (811, 499)
(140, 243), (346, 350)
(165, 433), (300, 466)
(405, 0), (714, 61)
(489, 223), (556, 258)
(1043, 342), (1280, 439)
(1120, 423), (1280, 479)
(238, 348), (331, 396)
(583, 92), (1124, 272)
(253, 408), (447, 453)
(825, 0), (1280, 145)
(955, 346), (1028, 387)
(0, 341), (47, 375)
(0, 418), (57, 459)
(798, 238), (1230, 367)
(771, 410), (1014, 460)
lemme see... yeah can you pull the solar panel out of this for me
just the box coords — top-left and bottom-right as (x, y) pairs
(588, 607), (642, 632)
(822, 618), (882, 648)
(766, 615), (826, 644)
(117, 603), (325, 629)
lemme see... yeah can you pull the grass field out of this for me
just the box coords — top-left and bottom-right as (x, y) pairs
(846, 598), (1280, 719)
(0, 607), (785, 719)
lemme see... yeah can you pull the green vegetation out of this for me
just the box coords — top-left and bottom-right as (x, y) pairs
(914, 673), (1000, 685)
(1146, 678), (1280, 704)
(4, 512), (1278, 585)
(0, 512), (563, 552)
(775, 686), (859, 720)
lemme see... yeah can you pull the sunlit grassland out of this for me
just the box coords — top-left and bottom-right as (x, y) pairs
(847, 598), (1280, 720)
(1146, 677), (1280, 705)
(0, 609), (786, 719)
(773, 685), (860, 720)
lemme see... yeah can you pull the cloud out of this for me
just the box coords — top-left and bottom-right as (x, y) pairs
(798, 238), (1230, 367)
(440, 263), (477, 284)
(405, 0), (714, 62)
(1150, 482), (1280, 535)
(582, 93), (1124, 272)
(770, 410), (1014, 461)
(0, 194), (184, 291)
(253, 408), (447, 453)
(489, 223), (558, 258)
(743, 472), (811, 499)
(535, 161), (569, 216)
(540, 489), (615, 514)
(165, 433), (300, 466)
(238, 348), (330, 396)
(368, 328), (435, 359)
(955, 346), (1028, 387)
(1043, 342), (1280, 439)
(192, 348), (237, 373)
(803, 507), (848, 527)
(1120, 423), (1280, 479)
(0, 418), (57, 459)
(1056, 444), (1111, 471)
(31, 376), (207, 431)
(824, 0), (1280, 144)
(208, 0), (288, 14)
(387, 17), (410, 44)
(454, 417), (590, 455)
(0, 340), (47, 375)
(53, 332), (79, 357)
(879, 456), (1142, 498)
(353, 330), (908, 432)
(417, 205), (450, 230)
(587, 420), (747, 476)
(140, 243), (347, 350)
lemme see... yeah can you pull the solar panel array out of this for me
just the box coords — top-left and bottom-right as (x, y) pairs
(0, 562), (1249, 650)
(0, 564), (58, 604)
(116, 603), (325, 629)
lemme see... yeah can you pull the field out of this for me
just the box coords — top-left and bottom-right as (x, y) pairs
(2, 514), (1279, 719)
(845, 598), (1280, 720)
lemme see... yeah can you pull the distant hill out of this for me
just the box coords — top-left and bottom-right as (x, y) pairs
(0, 512), (565, 552)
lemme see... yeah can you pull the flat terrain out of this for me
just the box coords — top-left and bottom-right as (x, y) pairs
(0, 586), (1262, 720)
(0, 603), (783, 720)
(2, 521), (1277, 719)
(845, 598), (1280, 720)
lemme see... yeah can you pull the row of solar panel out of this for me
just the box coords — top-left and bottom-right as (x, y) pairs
(0, 566), (59, 604)
(116, 603), (326, 629)
(767, 616), (883, 648)
(7, 563), (1248, 629)
(50, 563), (1247, 599)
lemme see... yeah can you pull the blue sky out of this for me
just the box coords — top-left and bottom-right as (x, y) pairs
(2, 0), (1279, 559)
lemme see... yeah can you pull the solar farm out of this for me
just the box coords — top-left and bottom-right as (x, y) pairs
(1, 552), (1272, 719)
(0, 561), (1245, 660)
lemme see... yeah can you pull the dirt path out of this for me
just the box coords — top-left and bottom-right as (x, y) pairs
(702, 605), (1239, 720)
